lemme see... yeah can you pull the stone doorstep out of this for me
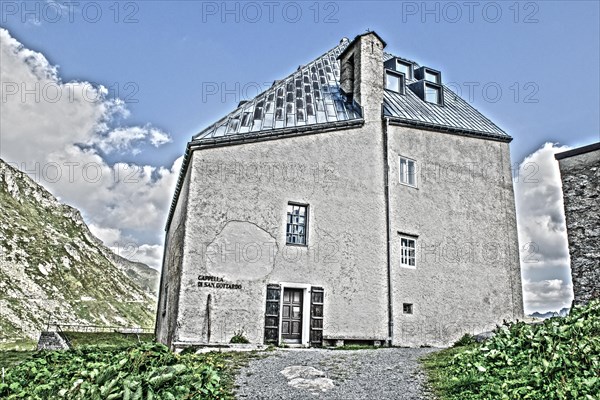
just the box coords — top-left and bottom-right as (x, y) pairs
(322, 338), (386, 347)
(173, 342), (268, 354)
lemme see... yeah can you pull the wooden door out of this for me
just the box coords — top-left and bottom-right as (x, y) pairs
(281, 288), (303, 343)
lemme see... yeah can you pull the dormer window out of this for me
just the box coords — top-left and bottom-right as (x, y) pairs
(396, 60), (413, 80)
(408, 79), (444, 106)
(415, 66), (442, 84)
(384, 57), (413, 80)
(425, 70), (440, 84)
(425, 84), (442, 104)
(385, 70), (405, 94)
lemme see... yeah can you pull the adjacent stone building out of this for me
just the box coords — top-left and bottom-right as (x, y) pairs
(156, 32), (524, 349)
(555, 142), (600, 306)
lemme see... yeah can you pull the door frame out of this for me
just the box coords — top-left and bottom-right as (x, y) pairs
(278, 282), (311, 346)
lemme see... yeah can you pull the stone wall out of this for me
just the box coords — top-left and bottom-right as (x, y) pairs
(557, 147), (600, 306)
(37, 331), (70, 350)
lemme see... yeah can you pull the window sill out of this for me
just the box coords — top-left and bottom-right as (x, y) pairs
(399, 181), (418, 190)
(285, 243), (308, 248)
(399, 264), (416, 270)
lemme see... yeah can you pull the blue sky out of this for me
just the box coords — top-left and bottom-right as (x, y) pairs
(3, 0), (599, 167)
(1, 0), (599, 312)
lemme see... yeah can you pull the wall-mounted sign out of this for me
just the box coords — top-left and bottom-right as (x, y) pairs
(197, 275), (242, 290)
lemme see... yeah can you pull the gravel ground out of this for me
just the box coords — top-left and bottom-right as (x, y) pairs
(234, 347), (438, 399)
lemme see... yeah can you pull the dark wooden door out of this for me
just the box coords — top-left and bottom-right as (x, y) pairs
(281, 288), (303, 343)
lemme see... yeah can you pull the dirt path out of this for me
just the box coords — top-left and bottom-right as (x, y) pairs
(234, 347), (438, 399)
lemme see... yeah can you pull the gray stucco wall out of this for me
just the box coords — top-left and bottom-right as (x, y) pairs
(387, 125), (524, 346)
(156, 161), (192, 347)
(557, 149), (600, 306)
(174, 122), (389, 346)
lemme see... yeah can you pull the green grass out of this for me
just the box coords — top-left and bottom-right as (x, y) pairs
(0, 339), (36, 351)
(0, 350), (35, 369)
(421, 345), (478, 399)
(421, 300), (600, 400)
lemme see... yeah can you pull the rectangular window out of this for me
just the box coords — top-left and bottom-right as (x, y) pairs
(400, 237), (416, 268)
(385, 71), (404, 94)
(425, 84), (441, 104)
(396, 60), (412, 80)
(286, 203), (308, 245)
(403, 303), (413, 314)
(399, 157), (416, 187)
(425, 70), (440, 84)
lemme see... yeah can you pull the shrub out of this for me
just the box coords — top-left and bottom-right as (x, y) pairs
(453, 334), (476, 347)
(230, 330), (250, 344)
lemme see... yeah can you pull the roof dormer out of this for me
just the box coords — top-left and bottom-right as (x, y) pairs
(415, 66), (441, 84)
(384, 57), (414, 80)
(409, 66), (444, 106)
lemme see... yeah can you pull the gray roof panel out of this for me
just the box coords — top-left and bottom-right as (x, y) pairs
(191, 40), (510, 145)
(193, 40), (362, 142)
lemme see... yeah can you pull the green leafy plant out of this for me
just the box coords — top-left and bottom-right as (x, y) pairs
(0, 342), (227, 399)
(423, 300), (600, 400)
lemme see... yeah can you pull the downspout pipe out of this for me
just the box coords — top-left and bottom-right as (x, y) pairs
(383, 115), (394, 346)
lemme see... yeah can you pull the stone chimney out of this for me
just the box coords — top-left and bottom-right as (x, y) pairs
(338, 32), (386, 123)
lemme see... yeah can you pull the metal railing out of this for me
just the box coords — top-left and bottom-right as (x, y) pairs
(46, 322), (153, 335)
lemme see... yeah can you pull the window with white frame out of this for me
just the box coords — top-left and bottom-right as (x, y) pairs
(399, 157), (416, 187)
(286, 203), (308, 245)
(400, 237), (416, 268)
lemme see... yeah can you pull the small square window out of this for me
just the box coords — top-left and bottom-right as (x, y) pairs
(286, 203), (308, 245)
(399, 157), (416, 187)
(400, 237), (416, 268)
(385, 71), (404, 94)
(425, 84), (441, 104)
(425, 70), (440, 84)
(403, 303), (413, 314)
(396, 60), (412, 80)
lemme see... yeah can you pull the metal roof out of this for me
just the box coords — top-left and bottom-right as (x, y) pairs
(193, 39), (362, 142)
(190, 40), (510, 145)
(382, 53), (509, 139)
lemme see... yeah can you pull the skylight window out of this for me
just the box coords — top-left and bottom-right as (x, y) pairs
(385, 70), (404, 94)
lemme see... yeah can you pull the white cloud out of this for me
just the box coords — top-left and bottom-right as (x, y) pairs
(514, 142), (574, 313)
(0, 27), (178, 270)
(522, 279), (573, 314)
(89, 224), (122, 245)
(149, 129), (172, 147)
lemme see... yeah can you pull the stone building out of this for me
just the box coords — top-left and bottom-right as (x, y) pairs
(156, 32), (524, 348)
(555, 142), (600, 306)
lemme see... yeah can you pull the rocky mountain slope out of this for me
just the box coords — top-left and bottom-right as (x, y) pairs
(0, 159), (159, 344)
(528, 307), (570, 319)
